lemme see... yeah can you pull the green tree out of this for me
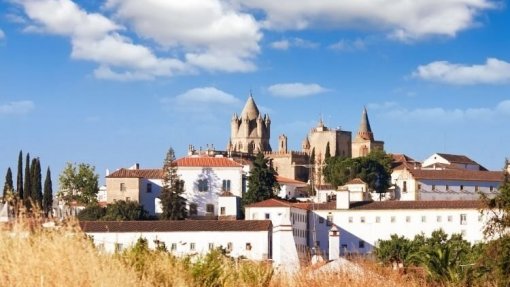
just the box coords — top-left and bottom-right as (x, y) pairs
(243, 152), (279, 206)
(16, 150), (23, 200)
(43, 167), (53, 217)
(374, 234), (413, 267)
(323, 150), (392, 195)
(159, 148), (187, 220)
(103, 200), (148, 221)
(57, 162), (99, 206)
(324, 142), (331, 159)
(23, 153), (31, 203)
(3, 167), (14, 202)
(30, 157), (43, 208)
(76, 204), (106, 221)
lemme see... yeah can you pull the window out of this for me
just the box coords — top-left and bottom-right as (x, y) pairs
(265, 213), (270, 219)
(406, 216), (411, 223)
(446, 184), (449, 190)
(348, 216), (353, 223)
(222, 180), (231, 192)
(147, 183), (152, 193)
(460, 185), (464, 191)
(209, 243), (214, 250)
(417, 184), (422, 190)
(403, 181), (407, 192)
(437, 216), (442, 222)
(432, 184), (436, 191)
(245, 243), (252, 250)
(319, 217), (324, 224)
(490, 186), (494, 192)
(460, 214), (467, 225)
(189, 203), (198, 216)
(359, 240), (365, 249)
(360, 216), (365, 223)
(327, 214), (333, 226)
(206, 204), (214, 214)
(375, 216), (380, 223)
(315, 241), (320, 247)
(114, 243), (123, 252)
(391, 216), (396, 223)
(448, 215), (453, 222)
(171, 243), (177, 251)
(475, 186), (479, 192)
(421, 216), (426, 223)
(198, 179), (209, 192)
(120, 183), (126, 192)
(125, 197), (130, 201)
(190, 243), (196, 251)
(227, 242), (233, 251)
(220, 207), (226, 215)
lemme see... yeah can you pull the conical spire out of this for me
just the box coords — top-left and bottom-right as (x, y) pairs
(356, 107), (374, 141)
(240, 94), (260, 120)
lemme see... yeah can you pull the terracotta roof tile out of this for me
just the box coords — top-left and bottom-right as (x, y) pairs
(312, 200), (484, 211)
(345, 178), (366, 185)
(409, 169), (503, 182)
(79, 220), (271, 233)
(107, 168), (164, 179)
(175, 157), (243, 168)
(436, 153), (479, 165)
(276, 176), (307, 186)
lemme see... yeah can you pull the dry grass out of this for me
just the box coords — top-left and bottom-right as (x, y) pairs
(0, 219), (430, 287)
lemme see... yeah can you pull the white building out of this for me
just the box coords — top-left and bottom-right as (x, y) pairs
(422, 153), (487, 171)
(392, 166), (502, 201)
(106, 155), (245, 217)
(276, 176), (308, 199)
(80, 220), (272, 261)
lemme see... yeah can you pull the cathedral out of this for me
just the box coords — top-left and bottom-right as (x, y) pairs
(224, 95), (384, 183)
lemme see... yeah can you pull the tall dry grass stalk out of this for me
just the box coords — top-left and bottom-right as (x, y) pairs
(0, 218), (432, 287)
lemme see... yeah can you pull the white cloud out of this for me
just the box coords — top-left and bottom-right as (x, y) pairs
(329, 38), (366, 51)
(172, 87), (241, 105)
(14, 0), (188, 80)
(161, 87), (241, 121)
(105, 0), (261, 73)
(367, 102), (398, 110)
(0, 29), (4, 40)
(268, 83), (329, 98)
(0, 100), (35, 116)
(237, 0), (495, 41)
(270, 40), (289, 50)
(374, 100), (510, 122)
(269, 37), (319, 50)
(413, 58), (510, 85)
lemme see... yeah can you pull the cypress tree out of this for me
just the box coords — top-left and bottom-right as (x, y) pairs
(24, 153), (31, 205)
(325, 142), (331, 159)
(43, 167), (53, 217)
(160, 147), (187, 220)
(31, 158), (42, 208)
(243, 152), (279, 206)
(16, 150), (23, 200)
(3, 167), (13, 202)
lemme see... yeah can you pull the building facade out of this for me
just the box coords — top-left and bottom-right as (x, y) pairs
(351, 107), (384, 158)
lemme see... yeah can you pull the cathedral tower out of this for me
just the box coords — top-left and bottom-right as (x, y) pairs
(227, 95), (271, 154)
(351, 107), (384, 157)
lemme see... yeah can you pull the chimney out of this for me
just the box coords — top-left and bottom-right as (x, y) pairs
(328, 225), (340, 261)
(336, 188), (350, 210)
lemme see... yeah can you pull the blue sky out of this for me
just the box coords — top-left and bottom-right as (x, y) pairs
(1, 0), (509, 187)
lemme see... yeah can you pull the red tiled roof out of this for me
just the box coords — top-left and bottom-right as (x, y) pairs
(79, 220), (271, 233)
(409, 169), (503, 182)
(391, 154), (416, 163)
(313, 200), (484, 211)
(107, 168), (164, 179)
(436, 153), (478, 165)
(345, 178), (366, 185)
(246, 198), (312, 210)
(276, 176), (307, 186)
(175, 157), (243, 168)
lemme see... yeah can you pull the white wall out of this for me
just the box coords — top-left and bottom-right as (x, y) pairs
(179, 167), (243, 216)
(88, 230), (270, 260)
(139, 179), (163, 216)
(310, 208), (485, 256)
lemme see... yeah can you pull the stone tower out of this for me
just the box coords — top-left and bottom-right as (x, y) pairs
(227, 95), (271, 154)
(302, 118), (352, 163)
(278, 134), (288, 153)
(352, 107), (384, 158)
